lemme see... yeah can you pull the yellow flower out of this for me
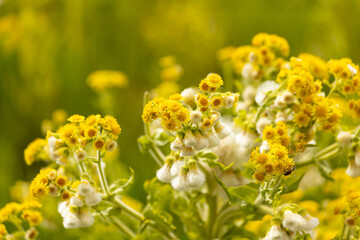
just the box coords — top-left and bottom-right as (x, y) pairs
(262, 125), (276, 142)
(87, 70), (128, 92)
(67, 114), (85, 123)
(102, 115), (121, 140)
(24, 138), (46, 165)
(22, 210), (43, 226)
(52, 109), (68, 125)
(205, 73), (223, 89)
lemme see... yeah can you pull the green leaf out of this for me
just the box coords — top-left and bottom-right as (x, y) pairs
(109, 168), (135, 195)
(316, 159), (334, 181)
(223, 227), (259, 240)
(282, 173), (305, 194)
(195, 151), (218, 161)
(213, 174), (236, 202)
(228, 186), (259, 204)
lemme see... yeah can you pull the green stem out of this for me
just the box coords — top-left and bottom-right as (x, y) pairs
(318, 147), (340, 161)
(206, 194), (217, 240)
(148, 143), (165, 166)
(254, 80), (288, 123)
(257, 204), (274, 215)
(111, 216), (136, 238)
(296, 159), (315, 168)
(112, 196), (144, 221)
(328, 77), (339, 98)
(97, 150), (110, 196)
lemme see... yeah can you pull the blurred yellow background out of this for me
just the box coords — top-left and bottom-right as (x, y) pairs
(1, 0), (360, 212)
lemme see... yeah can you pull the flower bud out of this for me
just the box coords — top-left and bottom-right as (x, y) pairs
(170, 137), (184, 151)
(79, 209), (94, 228)
(274, 95), (286, 108)
(187, 162), (205, 188)
(184, 131), (197, 148)
(181, 88), (197, 106)
(105, 140), (117, 152)
(243, 86), (256, 102)
(346, 162), (360, 177)
(282, 210), (308, 232)
(282, 90), (295, 104)
(63, 212), (81, 229)
(260, 141), (270, 153)
(156, 157), (174, 183)
(336, 131), (352, 148)
(214, 122), (231, 139)
(84, 191), (102, 206)
(75, 149), (87, 161)
(180, 147), (195, 157)
(224, 95), (235, 109)
(70, 194), (84, 207)
(78, 180), (94, 197)
(171, 167), (189, 191)
(256, 117), (271, 135)
(190, 111), (202, 124)
(170, 160), (185, 178)
(48, 184), (59, 197)
(25, 228), (39, 240)
(264, 225), (290, 240)
(207, 131), (220, 148)
(193, 133), (209, 151)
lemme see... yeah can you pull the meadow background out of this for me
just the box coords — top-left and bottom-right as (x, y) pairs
(0, 0), (359, 237)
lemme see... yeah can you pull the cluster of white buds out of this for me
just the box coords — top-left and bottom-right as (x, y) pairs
(274, 90), (295, 109)
(57, 179), (102, 229)
(282, 210), (319, 233)
(170, 122), (230, 157)
(48, 136), (68, 166)
(263, 225), (290, 240)
(255, 80), (279, 105)
(58, 202), (94, 229)
(157, 158), (205, 191)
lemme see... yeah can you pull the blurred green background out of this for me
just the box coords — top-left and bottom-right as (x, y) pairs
(1, 0), (360, 208)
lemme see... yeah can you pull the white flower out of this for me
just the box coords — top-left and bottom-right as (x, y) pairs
(171, 168), (189, 191)
(193, 133), (209, 151)
(255, 80), (279, 105)
(260, 141), (270, 153)
(79, 209), (95, 228)
(78, 180), (94, 197)
(180, 147), (195, 157)
(224, 95), (235, 109)
(336, 131), (352, 148)
(170, 160), (185, 178)
(242, 63), (258, 80)
(346, 162), (360, 177)
(70, 194), (84, 207)
(214, 122), (231, 139)
(256, 117), (271, 134)
(58, 202), (70, 218)
(48, 136), (60, 151)
(282, 90), (295, 104)
(63, 211), (81, 229)
(181, 88), (197, 105)
(156, 159), (173, 183)
(184, 131), (197, 148)
(48, 184), (59, 197)
(75, 149), (87, 161)
(187, 168), (205, 188)
(275, 112), (287, 123)
(190, 111), (202, 124)
(106, 140), (117, 152)
(355, 150), (360, 166)
(249, 52), (256, 62)
(263, 225), (290, 240)
(348, 64), (357, 76)
(243, 86), (256, 102)
(25, 228), (38, 240)
(170, 137), (184, 151)
(49, 150), (60, 161)
(207, 131), (220, 148)
(84, 191), (102, 206)
(274, 95), (286, 108)
(282, 210), (308, 232)
(303, 214), (319, 232)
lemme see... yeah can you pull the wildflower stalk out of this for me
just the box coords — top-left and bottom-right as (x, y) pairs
(328, 77), (339, 98)
(110, 216), (136, 238)
(97, 150), (110, 196)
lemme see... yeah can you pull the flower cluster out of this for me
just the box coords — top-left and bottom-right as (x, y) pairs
(221, 33), (289, 81)
(334, 190), (360, 231)
(143, 73), (238, 157)
(249, 122), (294, 182)
(264, 208), (319, 239)
(44, 114), (120, 166)
(0, 200), (42, 240)
(87, 70), (128, 92)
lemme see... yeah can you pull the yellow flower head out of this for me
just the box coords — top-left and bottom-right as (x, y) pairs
(87, 70), (128, 92)
(67, 114), (85, 123)
(24, 138), (46, 166)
